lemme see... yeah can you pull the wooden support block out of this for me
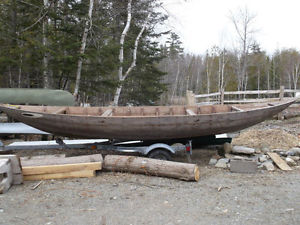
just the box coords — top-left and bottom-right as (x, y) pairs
(23, 170), (95, 181)
(22, 162), (102, 175)
(267, 152), (292, 171)
(21, 154), (103, 167)
(0, 159), (13, 194)
(186, 109), (196, 115)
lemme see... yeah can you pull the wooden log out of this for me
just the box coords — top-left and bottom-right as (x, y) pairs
(22, 162), (102, 175)
(103, 155), (200, 181)
(23, 170), (95, 181)
(21, 154), (103, 167)
(267, 152), (292, 171)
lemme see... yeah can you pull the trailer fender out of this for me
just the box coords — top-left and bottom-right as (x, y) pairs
(145, 143), (175, 155)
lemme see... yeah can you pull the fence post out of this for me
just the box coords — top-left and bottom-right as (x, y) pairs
(186, 90), (196, 106)
(279, 86), (284, 100)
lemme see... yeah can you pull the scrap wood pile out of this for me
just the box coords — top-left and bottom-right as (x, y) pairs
(0, 154), (200, 194)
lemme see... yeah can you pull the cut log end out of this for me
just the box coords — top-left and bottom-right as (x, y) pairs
(194, 166), (200, 181)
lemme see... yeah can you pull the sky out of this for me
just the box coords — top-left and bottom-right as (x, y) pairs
(163, 0), (300, 54)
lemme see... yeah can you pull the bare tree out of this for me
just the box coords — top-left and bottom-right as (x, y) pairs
(73, 0), (96, 100)
(230, 7), (257, 92)
(113, 0), (150, 105)
(43, 0), (50, 88)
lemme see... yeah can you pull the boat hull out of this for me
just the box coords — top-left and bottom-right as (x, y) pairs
(0, 100), (295, 140)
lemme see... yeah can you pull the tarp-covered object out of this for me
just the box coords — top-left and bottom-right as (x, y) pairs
(0, 88), (75, 106)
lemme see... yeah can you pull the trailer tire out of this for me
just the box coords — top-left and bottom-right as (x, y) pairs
(147, 149), (172, 161)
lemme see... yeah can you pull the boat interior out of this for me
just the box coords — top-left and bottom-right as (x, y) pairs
(6, 102), (278, 117)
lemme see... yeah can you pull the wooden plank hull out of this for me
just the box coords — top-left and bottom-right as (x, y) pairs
(0, 100), (295, 140)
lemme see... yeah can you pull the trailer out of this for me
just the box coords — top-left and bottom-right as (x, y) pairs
(0, 135), (232, 160)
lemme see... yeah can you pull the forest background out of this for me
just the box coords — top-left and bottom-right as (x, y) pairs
(0, 0), (299, 106)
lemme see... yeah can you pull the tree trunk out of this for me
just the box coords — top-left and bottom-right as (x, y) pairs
(103, 155), (200, 181)
(73, 0), (95, 100)
(43, 0), (50, 88)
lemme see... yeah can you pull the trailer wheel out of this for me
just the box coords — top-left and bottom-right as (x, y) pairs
(147, 149), (172, 161)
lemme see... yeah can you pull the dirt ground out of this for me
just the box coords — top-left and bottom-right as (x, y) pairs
(1, 117), (300, 225)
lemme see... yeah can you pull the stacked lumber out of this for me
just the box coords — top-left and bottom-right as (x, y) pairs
(21, 154), (103, 181)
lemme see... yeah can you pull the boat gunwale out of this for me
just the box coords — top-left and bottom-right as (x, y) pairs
(1, 99), (295, 119)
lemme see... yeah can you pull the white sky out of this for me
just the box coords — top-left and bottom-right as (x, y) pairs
(163, 0), (300, 54)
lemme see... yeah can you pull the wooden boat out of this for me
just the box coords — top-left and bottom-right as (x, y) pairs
(0, 99), (295, 140)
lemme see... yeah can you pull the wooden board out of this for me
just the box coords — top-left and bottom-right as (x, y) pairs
(267, 152), (292, 171)
(21, 154), (103, 167)
(22, 162), (102, 175)
(23, 170), (95, 181)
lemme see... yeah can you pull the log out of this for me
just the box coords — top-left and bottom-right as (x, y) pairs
(22, 162), (101, 175)
(24, 170), (95, 181)
(21, 154), (103, 167)
(103, 155), (200, 181)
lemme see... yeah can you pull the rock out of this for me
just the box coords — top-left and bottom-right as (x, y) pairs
(215, 158), (229, 168)
(255, 149), (262, 154)
(261, 147), (270, 153)
(285, 157), (297, 167)
(208, 158), (218, 165)
(232, 146), (255, 155)
(223, 143), (232, 154)
(230, 159), (257, 173)
(259, 155), (268, 163)
(262, 161), (275, 171)
(287, 148), (300, 156)
(289, 156), (300, 161)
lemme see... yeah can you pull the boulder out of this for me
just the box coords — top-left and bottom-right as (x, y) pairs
(215, 158), (229, 168)
(259, 155), (268, 163)
(262, 161), (275, 171)
(285, 157), (297, 167)
(208, 158), (218, 166)
(232, 146), (255, 155)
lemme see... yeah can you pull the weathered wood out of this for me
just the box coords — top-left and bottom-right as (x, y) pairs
(101, 109), (113, 117)
(231, 106), (244, 112)
(22, 162), (102, 175)
(53, 107), (67, 114)
(24, 170), (95, 181)
(186, 109), (196, 115)
(267, 152), (292, 171)
(103, 155), (200, 181)
(21, 154), (103, 167)
(0, 159), (13, 194)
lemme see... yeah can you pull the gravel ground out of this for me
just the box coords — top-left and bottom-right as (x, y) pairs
(1, 117), (300, 225)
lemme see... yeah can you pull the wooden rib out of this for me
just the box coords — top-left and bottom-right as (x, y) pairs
(127, 107), (131, 116)
(98, 108), (103, 115)
(155, 108), (159, 116)
(231, 106), (244, 112)
(140, 108), (144, 116)
(53, 107), (67, 114)
(101, 108), (112, 117)
(169, 107), (174, 115)
(186, 109), (196, 115)
(197, 106), (201, 114)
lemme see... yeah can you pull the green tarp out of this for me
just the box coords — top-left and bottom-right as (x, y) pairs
(0, 88), (75, 106)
